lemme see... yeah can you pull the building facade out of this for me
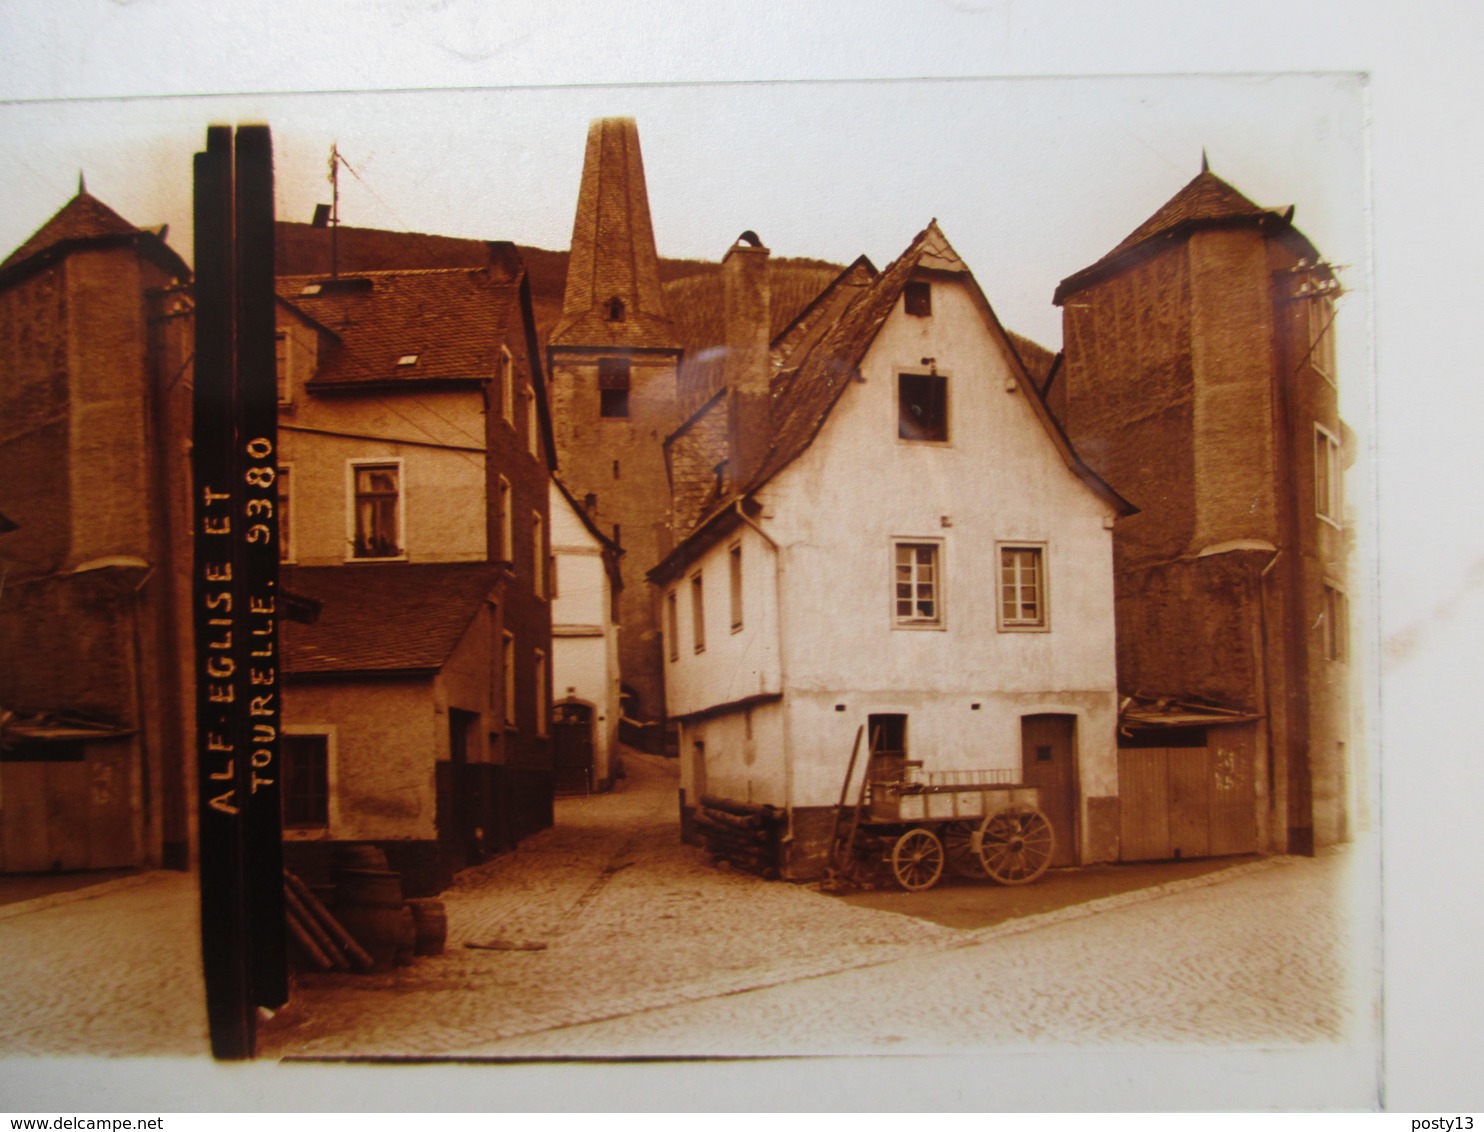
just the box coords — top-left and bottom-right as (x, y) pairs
(654, 224), (1130, 877)
(1047, 163), (1351, 855)
(273, 262), (556, 892)
(0, 188), (196, 873)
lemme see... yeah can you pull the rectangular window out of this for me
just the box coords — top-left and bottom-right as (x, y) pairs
(1308, 294), (1336, 383)
(1323, 583), (1349, 663)
(499, 346), (514, 425)
(524, 384), (539, 457)
(729, 542), (744, 631)
(1315, 424), (1342, 525)
(898, 372), (948, 442)
(281, 734), (329, 830)
(691, 572), (706, 653)
(667, 589), (679, 661)
(599, 357), (631, 419)
(532, 510), (546, 598)
(999, 545), (1047, 630)
(277, 465), (292, 562)
(351, 462), (402, 559)
(535, 649), (549, 737)
(502, 631), (516, 727)
(498, 476), (513, 565)
(903, 280), (932, 317)
(893, 541), (942, 627)
(275, 330), (293, 405)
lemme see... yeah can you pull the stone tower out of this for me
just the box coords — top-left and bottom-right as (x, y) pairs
(548, 118), (681, 724)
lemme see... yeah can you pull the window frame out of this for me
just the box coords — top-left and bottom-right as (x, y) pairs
(903, 280), (932, 318)
(276, 462), (295, 564)
(534, 649), (549, 737)
(1307, 293), (1337, 386)
(691, 571), (706, 654)
(499, 346), (515, 427)
(897, 368), (951, 444)
(346, 458), (406, 562)
(728, 542), (744, 632)
(891, 538), (946, 630)
(502, 630), (516, 729)
(497, 475), (513, 567)
(532, 509), (546, 599)
(666, 589), (680, 662)
(599, 357), (632, 420)
(997, 542), (1050, 632)
(280, 726), (336, 839)
(1322, 581), (1349, 663)
(1314, 422), (1343, 528)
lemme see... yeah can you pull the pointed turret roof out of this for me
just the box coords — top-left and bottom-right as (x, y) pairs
(0, 189), (188, 285)
(1054, 166), (1301, 303)
(550, 118), (678, 352)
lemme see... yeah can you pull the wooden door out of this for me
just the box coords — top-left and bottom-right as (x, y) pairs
(1021, 714), (1077, 867)
(552, 702), (594, 795)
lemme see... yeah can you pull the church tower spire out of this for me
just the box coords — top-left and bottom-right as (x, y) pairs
(551, 117), (677, 351)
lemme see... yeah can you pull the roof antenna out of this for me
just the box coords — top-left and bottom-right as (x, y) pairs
(327, 143), (342, 279)
(1200, 148), (1210, 173)
(78, 170), (87, 195)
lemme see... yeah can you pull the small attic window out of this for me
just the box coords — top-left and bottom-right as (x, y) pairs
(607, 297), (626, 322)
(396, 354), (419, 367)
(904, 281), (932, 317)
(299, 283), (323, 296)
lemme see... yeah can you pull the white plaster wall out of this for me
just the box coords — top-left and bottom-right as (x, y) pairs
(662, 521), (781, 719)
(756, 272), (1120, 821)
(550, 482), (621, 781)
(679, 700), (787, 807)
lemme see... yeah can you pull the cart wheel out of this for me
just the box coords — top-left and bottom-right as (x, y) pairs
(890, 828), (945, 891)
(976, 805), (1055, 885)
(943, 821), (985, 878)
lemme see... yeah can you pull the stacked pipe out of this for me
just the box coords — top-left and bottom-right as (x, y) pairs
(284, 865), (449, 975)
(697, 795), (784, 879)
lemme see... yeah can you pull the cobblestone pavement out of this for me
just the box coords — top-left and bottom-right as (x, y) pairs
(259, 751), (1370, 1060)
(0, 748), (1371, 1067)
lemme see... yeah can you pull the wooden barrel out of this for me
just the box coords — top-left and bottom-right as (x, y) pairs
(406, 898), (448, 956)
(331, 843), (389, 873)
(334, 868), (404, 971)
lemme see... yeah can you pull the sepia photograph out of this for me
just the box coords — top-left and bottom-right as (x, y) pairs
(0, 5), (1422, 1110)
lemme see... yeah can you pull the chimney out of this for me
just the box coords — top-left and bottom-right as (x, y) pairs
(723, 231), (771, 491)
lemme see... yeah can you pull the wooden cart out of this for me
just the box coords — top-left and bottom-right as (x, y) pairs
(828, 727), (1057, 892)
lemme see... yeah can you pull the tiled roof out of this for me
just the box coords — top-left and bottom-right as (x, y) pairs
(1, 191), (140, 270)
(1055, 169), (1292, 302)
(550, 119), (678, 351)
(1006, 330), (1056, 387)
(282, 563), (499, 675)
(653, 221), (1134, 578)
(276, 268), (521, 388)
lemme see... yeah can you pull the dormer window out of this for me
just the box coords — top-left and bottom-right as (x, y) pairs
(396, 354), (419, 367)
(904, 280), (932, 317)
(607, 297), (625, 322)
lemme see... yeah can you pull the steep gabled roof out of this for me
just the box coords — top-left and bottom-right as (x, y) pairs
(276, 268), (521, 390)
(282, 563), (499, 676)
(1054, 167), (1304, 303)
(0, 190), (189, 285)
(652, 222), (1133, 583)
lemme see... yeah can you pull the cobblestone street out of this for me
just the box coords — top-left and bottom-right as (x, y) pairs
(0, 749), (1376, 1074)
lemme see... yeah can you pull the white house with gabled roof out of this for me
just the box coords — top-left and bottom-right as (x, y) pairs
(652, 222), (1133, 878)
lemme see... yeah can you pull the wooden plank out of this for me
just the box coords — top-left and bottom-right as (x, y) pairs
(1168, 747), (1211, 859)
(2, 762), (50, 872)
(87, 746), (136, 869)
(1117, 749), (1170, 861)
(48, 760), (91, 872)
(1208, 740), (1258, 855)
